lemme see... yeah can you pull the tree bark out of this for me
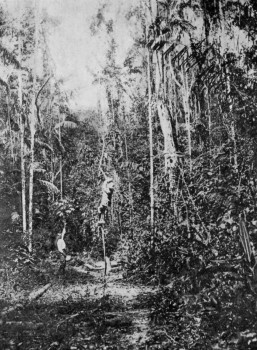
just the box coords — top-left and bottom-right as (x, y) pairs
(156, 100), (177, 189)
(28, 0), (39, 252)
(147, 48), (154, 236)
(124, 133), (133, 226)
(181, 69), (192, 172)
(58, 113), (63, 198)
(18, 4), (27, 240)
(218, 1), (238, 172)
(6, 87), (14, 163)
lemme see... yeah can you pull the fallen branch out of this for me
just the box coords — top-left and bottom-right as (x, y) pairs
(1, 283), (52, 318)
(28, 283), (52, 302)
(104, 310), (149, 317)
(57, 308), (98, 329)
(69, 266), (89, 274)
(86, 260), (123, 270)
(85, 263), (103, 270)
(57, 311), (86, 329)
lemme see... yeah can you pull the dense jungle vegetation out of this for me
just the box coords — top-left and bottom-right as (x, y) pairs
(1, 0), (257, 349)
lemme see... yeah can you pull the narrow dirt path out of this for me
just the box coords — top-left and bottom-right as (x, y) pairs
(37, 265), (156, 349)
(1, 272), (155, 349)
(0, 203), (157, 349)
(0, 235), (157, 349)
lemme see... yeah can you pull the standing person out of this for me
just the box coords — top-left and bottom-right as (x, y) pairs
(55, 221), (70, 273)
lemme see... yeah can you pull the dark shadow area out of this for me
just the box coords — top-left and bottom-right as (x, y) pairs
(0, 294), (143, 350)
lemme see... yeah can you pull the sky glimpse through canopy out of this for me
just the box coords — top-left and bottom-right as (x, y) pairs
(2, 0), (137, 110)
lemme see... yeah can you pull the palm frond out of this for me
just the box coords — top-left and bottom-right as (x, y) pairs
(38, 179), (59, 194)
(35, 139), (53, 153)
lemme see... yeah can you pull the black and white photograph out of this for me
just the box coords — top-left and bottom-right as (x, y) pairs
(0, 0), (257, 349)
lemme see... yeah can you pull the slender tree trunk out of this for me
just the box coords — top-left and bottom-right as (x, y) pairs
(18, 6), (27, 239)
(205, 86), (211, 153)
(226, 66), (238, 172)
(156, 100), (178, 184)
(49, 99), (55, 202)
(59, 140), (63, 199)
(155, 40), (178, 203)
(28, 0), (39, 252)
(6, 89), (14, 163)
(124, 133), (133, 225)
(181, 69), (192, 172)
(58, 113), (63, 199)
(147, 48), (154, 237)
(28, 115), (35, 252)
(50, 153), (54, 202)
(219, 1), (238, 172)
(145, 0), (154, 235)
(111, 94), (115, 124)
(19, 84), (27, 239)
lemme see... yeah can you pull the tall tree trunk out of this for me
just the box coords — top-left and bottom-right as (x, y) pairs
(124, 133), (133, 226)
(219, 0), (238, 172)
(145, 0), (155, 239)
(6, 88), (14, 163)
(18, 5), (27, 239)
(154, 20), (178, 205)
(28, 0), (39, 252)
(49, 90), (55, 202)
(59, 156), (63, 200)
(28, 112), (35, 252)
(225, 66), (238, 172)
(156, 100), (178, 189)
(205, 86), (212, 154)
(181, 69), (192, 172)
(147, 48), (154, 238)
(58, 113), (63, 199)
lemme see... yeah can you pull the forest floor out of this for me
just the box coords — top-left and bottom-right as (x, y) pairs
(0, 216), (159, 350)
(1, 211), (257, 349)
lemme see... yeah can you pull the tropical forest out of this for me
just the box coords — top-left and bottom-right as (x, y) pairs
(1, 0), (257, 349)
